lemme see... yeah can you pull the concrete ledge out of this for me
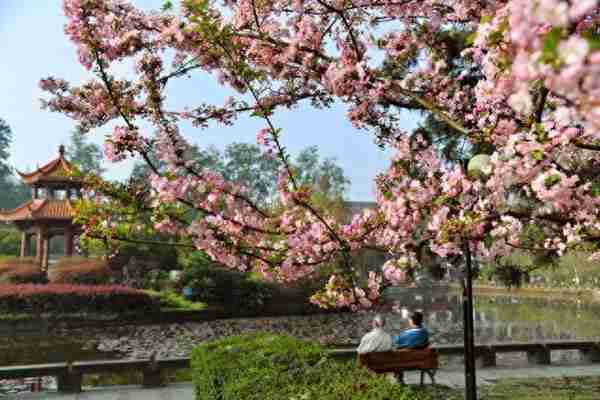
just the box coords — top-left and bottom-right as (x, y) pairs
(17, 382), (195, 400)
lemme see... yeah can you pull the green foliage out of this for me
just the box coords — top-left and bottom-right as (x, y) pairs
(591, 182), (600, 198)
(540, 27), (564, 66)
(486, 18), (509, 47)
(0, 179), (30, 211)
(533, 251), (600, 289)
(0, 118), (12, 181)
(479, 247), (600, 289)
(131, 142), (350, 203)
(221, 142), (281, 201)
(108, 241), (180, 272)
(65, 131), (105, 175)
(191, 333), (419, 400)
(180, 251), (273, 314)
(0, 225), (21, 256)
(294, 146), (350, 197)
(145, 289), (206, 311)
(543, 173), (561, 188)
(0, 118), (31, 210)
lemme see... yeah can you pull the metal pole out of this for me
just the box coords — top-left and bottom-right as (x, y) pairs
(463, 242), (477, 400)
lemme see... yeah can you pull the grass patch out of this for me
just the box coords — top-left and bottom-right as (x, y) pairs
(0, 313), (32, 321)
(415, 376), (600, 399)
(145, 290), (207, 311)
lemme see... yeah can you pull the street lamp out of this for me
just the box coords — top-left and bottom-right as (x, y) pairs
(462, 154), (497, 400)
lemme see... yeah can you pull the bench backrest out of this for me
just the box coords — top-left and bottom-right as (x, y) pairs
(357, 347), (438, 373)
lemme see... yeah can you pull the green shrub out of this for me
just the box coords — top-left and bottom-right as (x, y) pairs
(180, 252), (273, 314)
(0, 284), (159, 314)
(0, 258), (47, 284)
(48, 257), (111, 285)
(145, 290), (206, 311)
(191, 333), (419, 400)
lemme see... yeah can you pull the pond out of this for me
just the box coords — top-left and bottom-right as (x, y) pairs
(1, 289), (600, 367)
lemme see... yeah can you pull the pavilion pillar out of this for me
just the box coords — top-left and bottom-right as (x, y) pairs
(36, 230), (43, 265)
(64, 229), (74, 257)
(41, 235), (49, 271)
(20, 232), (31, 258)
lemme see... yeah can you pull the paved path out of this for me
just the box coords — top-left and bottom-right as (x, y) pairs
(17, 364), (600, 399)
(428, 363), (600, 388)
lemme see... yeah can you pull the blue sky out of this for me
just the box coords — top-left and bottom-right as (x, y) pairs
(0, 0), (420, 201)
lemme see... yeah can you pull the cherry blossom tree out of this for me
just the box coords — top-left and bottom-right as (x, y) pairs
(41, 0), (600, 310)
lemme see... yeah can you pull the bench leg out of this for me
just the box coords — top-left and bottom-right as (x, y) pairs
(394, 371), (404, 384)
(527, 349), (551, 365)
(57, 372), (82, 393)
(427, 370), (436, 385)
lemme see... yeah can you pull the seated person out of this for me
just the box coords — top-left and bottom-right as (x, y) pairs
(357, 314), (393, 354)
(393, 311), (430, 349)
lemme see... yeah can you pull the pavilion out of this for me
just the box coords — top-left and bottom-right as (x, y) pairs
(0, 145), (83, 270)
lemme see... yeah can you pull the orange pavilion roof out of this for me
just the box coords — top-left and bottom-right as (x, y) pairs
(0, 199), (76, 222)
(16, 145), (82, 185)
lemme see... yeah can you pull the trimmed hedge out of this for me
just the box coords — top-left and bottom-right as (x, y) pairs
(0, 258), (47, 284)
(191, 333), (420, 400)
(0, 284), (159, 314)
(48, 257), (111, 285)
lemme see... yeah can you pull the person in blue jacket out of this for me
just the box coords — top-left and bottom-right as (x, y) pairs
(393, 311), (430, 349)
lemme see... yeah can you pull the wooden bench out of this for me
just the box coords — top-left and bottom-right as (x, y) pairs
(357, 347), (439, 385)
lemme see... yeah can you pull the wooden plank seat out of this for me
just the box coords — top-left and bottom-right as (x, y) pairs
(357, 347), (439, 385)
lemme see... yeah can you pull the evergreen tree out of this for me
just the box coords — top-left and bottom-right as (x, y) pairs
(0, 119), (12, 182)
(65, 131), (105, 175)
(0, 119), (29, 210)
(131, 142), (350, 202)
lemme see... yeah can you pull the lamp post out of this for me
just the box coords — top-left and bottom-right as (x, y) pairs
(463, 153), (537, 399)
(462, 241), (477, 400)
(462, 155), (494, 400)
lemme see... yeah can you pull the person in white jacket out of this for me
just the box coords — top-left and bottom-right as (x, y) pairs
(357, 314), (393, 354)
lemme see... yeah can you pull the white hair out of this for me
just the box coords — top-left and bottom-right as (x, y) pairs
(373, 314), (385, 328)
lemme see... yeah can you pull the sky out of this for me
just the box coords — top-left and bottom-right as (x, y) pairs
(0, 0), (421, 201)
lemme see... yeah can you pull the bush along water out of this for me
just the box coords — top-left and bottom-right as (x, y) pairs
(191, 333), (420, 400)
(180, 252), (273, 314)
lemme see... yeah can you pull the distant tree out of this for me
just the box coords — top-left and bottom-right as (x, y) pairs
(220, 142), (281, 201)
(0, 224), (21, 256)
(0, 182), (30, 210)
(131, 142), (349, 202)
(293, 146), (349, 198)
(0, 119), (29, 210)
(65, 131), (105, 175)
(0, 119), (12, 182)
